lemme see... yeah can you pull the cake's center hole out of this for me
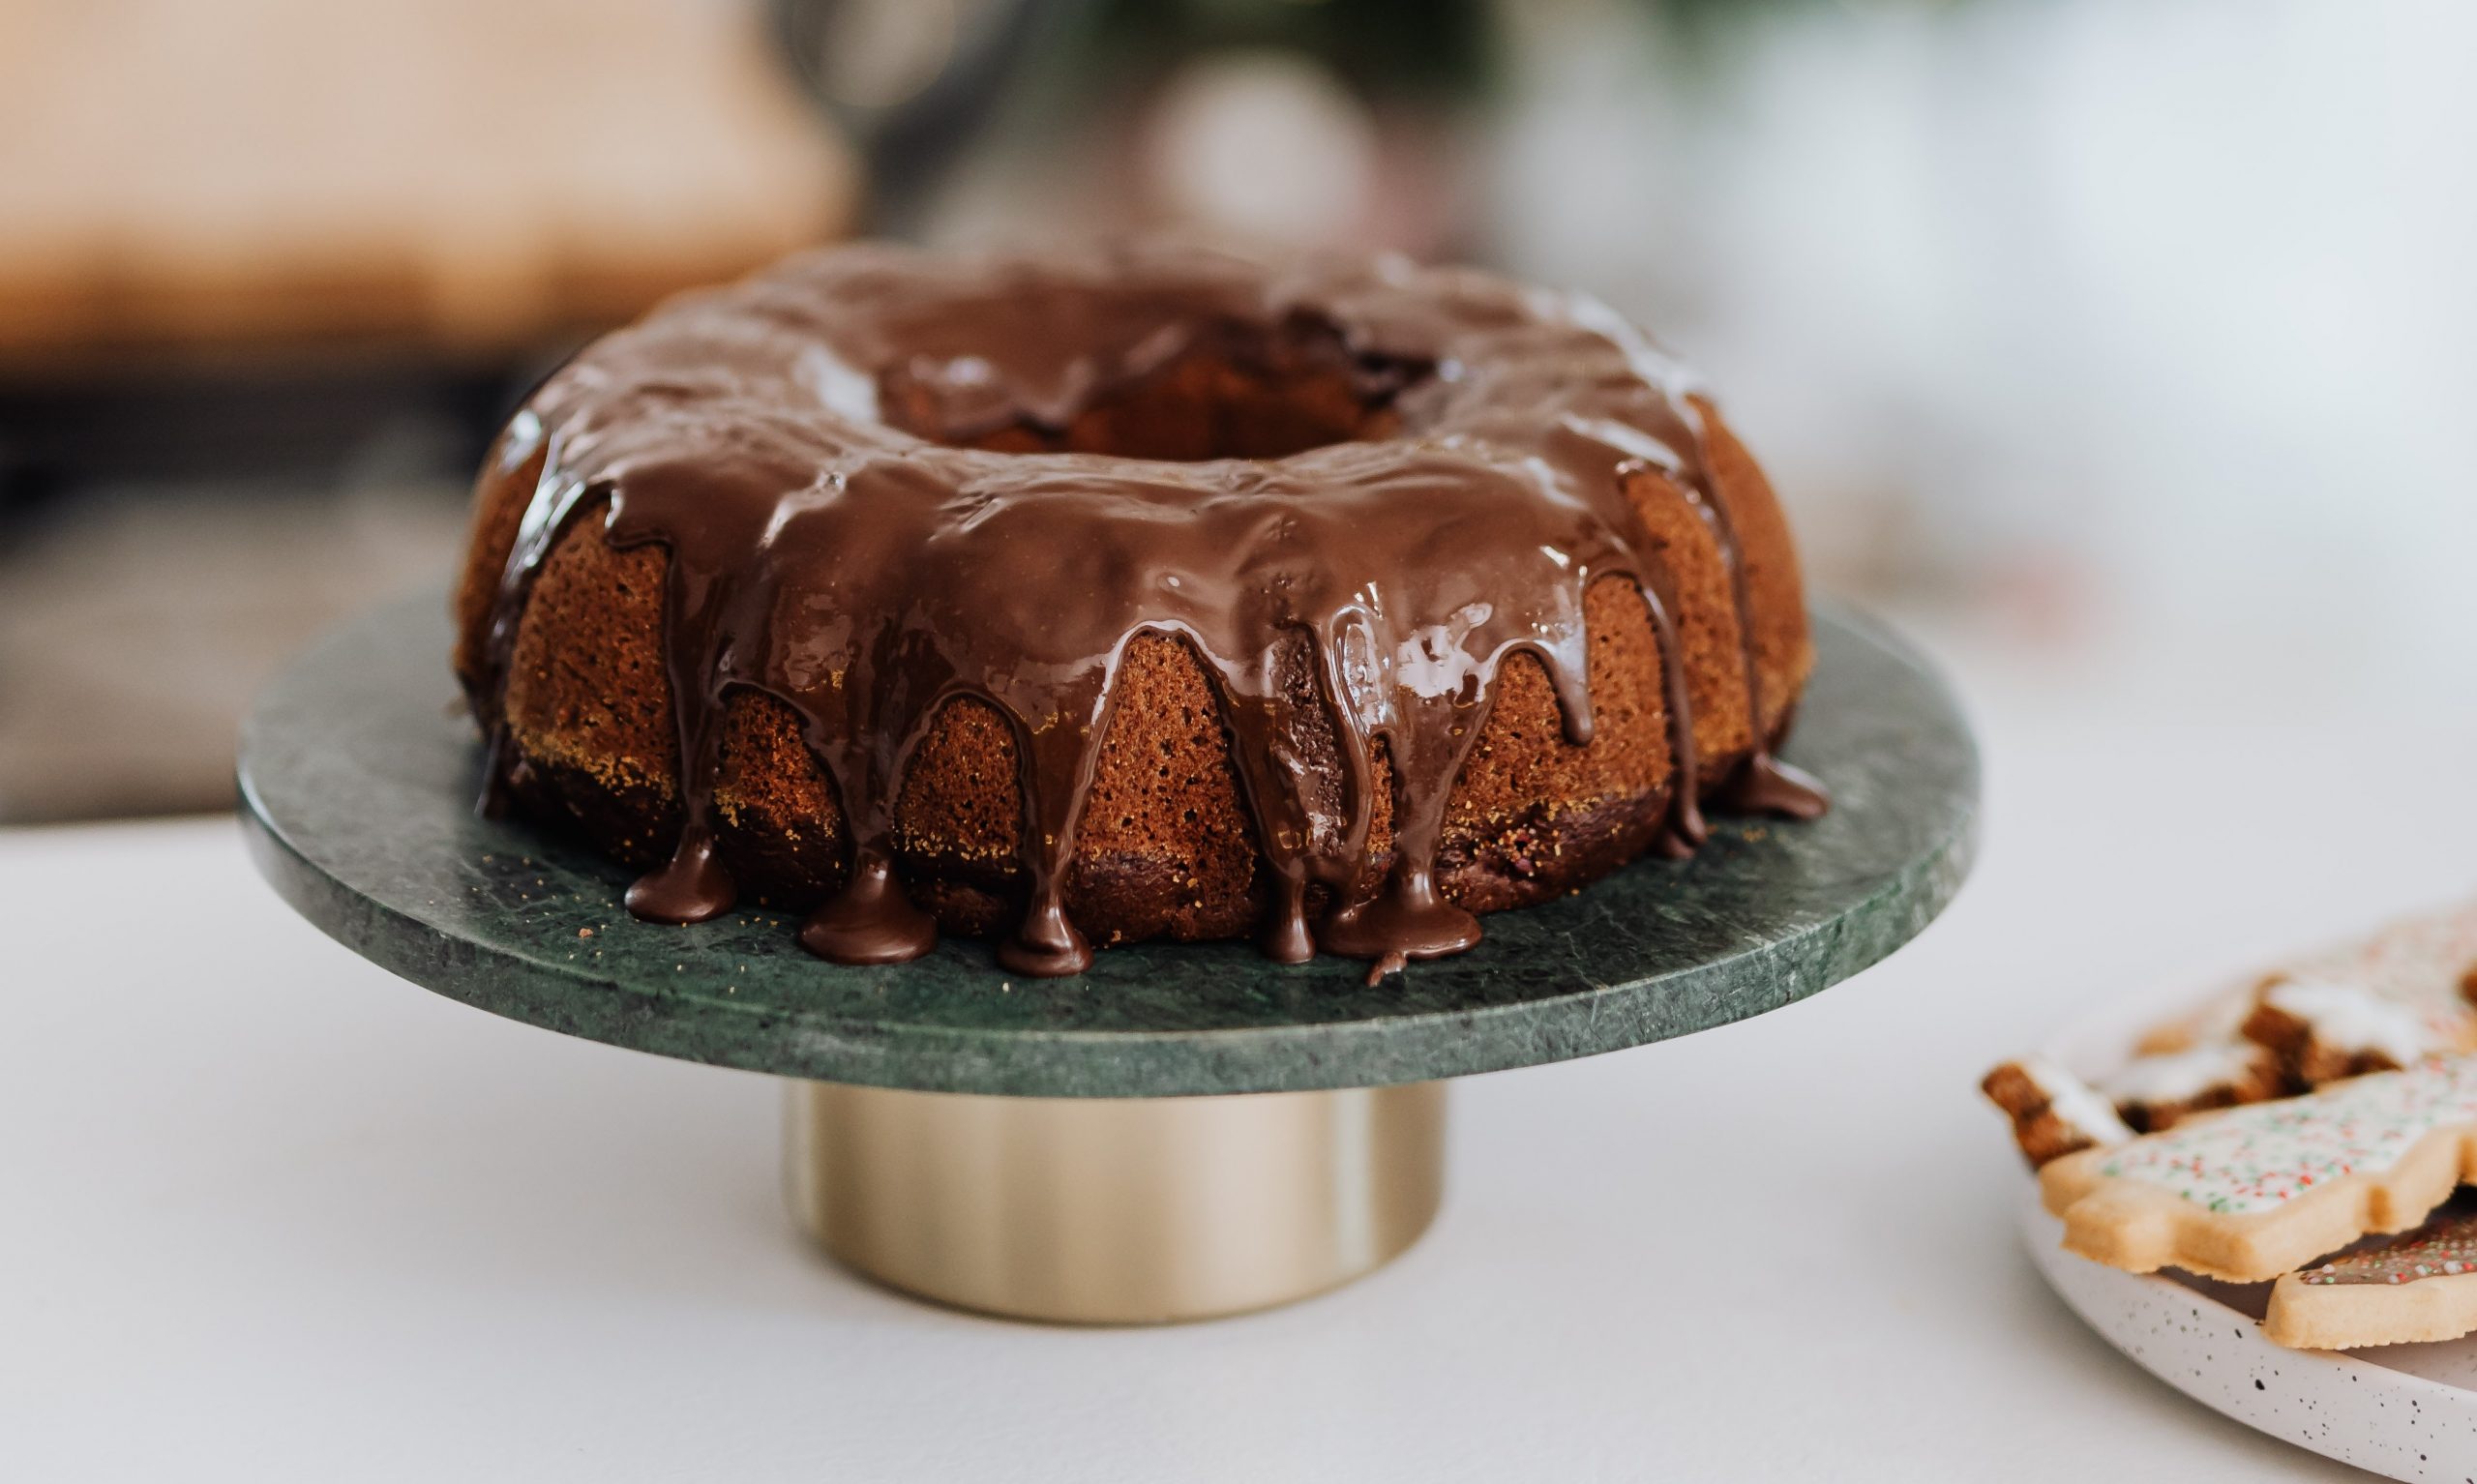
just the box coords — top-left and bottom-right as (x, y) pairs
(880, 315), (1430, 462)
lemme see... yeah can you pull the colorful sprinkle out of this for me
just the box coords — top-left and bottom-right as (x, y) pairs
(2098, 1056), (2477, 1215)
(2298, 1207), (2477, 1287)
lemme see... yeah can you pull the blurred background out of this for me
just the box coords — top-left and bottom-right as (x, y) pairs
(2, 0), (2470, 824)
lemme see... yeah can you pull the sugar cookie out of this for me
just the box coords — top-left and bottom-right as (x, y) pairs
(2245, 975), (2453, 1085)
(2264, 1206), (2477, 1350)
(2040, 1056), (2477, 1283)
(2127, 901), (2477, 1092)
(2100, 1041), (2285, 1133)
(1983, 1058), (2134, 1168)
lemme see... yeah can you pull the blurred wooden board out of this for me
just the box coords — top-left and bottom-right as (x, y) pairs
(0, 0), (857, 364)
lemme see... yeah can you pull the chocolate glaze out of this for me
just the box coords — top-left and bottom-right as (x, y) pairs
(471, 243), (1825, 976)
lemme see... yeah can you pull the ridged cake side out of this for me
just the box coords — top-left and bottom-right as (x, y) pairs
(451, 396), (1812, 949)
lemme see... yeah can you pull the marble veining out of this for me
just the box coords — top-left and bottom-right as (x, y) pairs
(238, 589), (1976, 1097)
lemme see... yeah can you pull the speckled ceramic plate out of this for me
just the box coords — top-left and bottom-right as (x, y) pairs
(239, 588), (1976, 1098)
(2022, 993), (2477, 1479)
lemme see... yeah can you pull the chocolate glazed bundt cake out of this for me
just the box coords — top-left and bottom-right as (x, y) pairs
(453, 242), (1827, 980)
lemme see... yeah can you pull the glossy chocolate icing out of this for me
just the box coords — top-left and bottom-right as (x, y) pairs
(471, 243), (1825, 976)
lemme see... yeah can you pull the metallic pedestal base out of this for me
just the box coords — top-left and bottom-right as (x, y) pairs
(785, 1081), (1447, 1324)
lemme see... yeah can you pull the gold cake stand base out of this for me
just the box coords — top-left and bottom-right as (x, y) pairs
(784, 1081), (1447, 1324)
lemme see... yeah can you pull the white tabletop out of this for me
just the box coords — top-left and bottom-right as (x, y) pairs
(6, 618), (2474, 1482)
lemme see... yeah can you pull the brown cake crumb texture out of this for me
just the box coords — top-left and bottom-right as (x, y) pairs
(452, 295), (1815, 957)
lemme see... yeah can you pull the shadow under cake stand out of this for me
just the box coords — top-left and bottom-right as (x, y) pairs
(239, 590), (1978, 1324)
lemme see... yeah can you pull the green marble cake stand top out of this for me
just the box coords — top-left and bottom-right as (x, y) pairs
(239, 589), (1976, 1098)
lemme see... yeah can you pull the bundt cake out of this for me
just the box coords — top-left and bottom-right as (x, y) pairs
(453, 241), (1827, 979)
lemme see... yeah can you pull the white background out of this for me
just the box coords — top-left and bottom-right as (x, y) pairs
(1494, 0), (2477, 690)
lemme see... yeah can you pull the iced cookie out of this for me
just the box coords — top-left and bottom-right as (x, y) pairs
(2264, 1206), (2477, 1350)
(2099, 1041), (2285, 1133)
(2343, 901), (2477, 1007)
(2131, 989), (2255, 1059)
(1983, 1058), (2134, 1168)
(2041, 1056), (2477, 1283)
(2244, 976), (2453, 1085)
(2129, 901), (2477, 1081)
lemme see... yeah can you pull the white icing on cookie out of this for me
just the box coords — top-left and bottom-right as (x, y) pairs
(2266, 978), (2441, 1065)
(2097, 1055), (2477, 1214)
(2022, 1058), (2134, 1146)
(2103, 1042), (2270, 1106)
(2185, 991), (2256, 1045)
(2289, 903), (2477, 1017)
(2139, 901), (2477, 1066)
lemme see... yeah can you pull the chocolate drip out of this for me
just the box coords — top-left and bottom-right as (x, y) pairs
(471, 243), (1826, 976)
(1725, 754), (1830, 819)
(619, 515), (751, 924)
(799, 847), (937, 964)
(1638, 585), (1710, 861)
(1651, 392), (1832, 825)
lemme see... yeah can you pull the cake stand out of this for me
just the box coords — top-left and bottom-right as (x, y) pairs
(239, 589), (1977, 1324)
